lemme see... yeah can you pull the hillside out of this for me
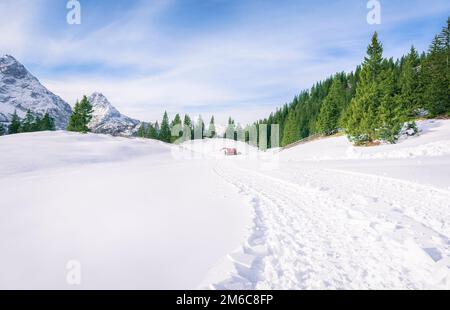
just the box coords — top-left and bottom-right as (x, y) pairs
(0, 120), (449, 289)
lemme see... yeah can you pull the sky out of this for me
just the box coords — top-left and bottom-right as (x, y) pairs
(0, 0), (449, 125)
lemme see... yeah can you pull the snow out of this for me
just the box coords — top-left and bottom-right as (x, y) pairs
(0, 55), (72, 129)
(282, 119), (450, 161)
(0, 132), (251, 289)
(88, 92), (140, 136)
(1, 119), (450, 289)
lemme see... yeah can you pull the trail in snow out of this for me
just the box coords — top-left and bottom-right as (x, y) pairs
(211, 161), (450, 290)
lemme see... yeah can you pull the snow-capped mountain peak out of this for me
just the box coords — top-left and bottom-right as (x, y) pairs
(0, 55), (29, 79)
(0, 54), (73, 129)
(88, 92), (140, 136)
(89, 92), (121, 122)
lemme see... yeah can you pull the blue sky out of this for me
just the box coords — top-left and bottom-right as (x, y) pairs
(1, 0), (449, 124)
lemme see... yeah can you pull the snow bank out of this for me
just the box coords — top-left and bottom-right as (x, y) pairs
(282, 120), (450, 161)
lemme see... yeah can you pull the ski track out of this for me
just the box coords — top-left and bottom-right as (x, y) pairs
(212, 161), (450, 290)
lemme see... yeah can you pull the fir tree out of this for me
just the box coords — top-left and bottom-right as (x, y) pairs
(398, 46), (421, 116)
(345, 32), (385, 144)
(8, 111), (21, 134)
(422, 35), (449, 116)
(0, 123), (4, 136)
(194, 115), (205, 140)
(67, 96), (93, 133)
(281, 110), (300, 146)
(170, 113), (183, 142)
(183, 114), (193, 141)
(225, 116), (236, 140)
(316, 77), (346, 135)
(207, 116), (216, 138)
(159, 111), (171, 143)
(154, 122), (160, 139)
(377, 67), (403, 143)
(147, 123), (158, 139)
(39, 113), (55, 131)
(137, 124), (146, 138)
(21, 110), (35, 132)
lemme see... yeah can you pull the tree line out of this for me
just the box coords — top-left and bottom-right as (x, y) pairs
(255, 17), (450, 147)
(136, 112), (224, 143)
(0, 110), (55, 135)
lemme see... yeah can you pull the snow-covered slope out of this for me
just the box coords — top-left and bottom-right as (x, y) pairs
(281, 119), (450, 161)
(88, 92), (140, 136)
(0, 120), (449, 289)
(0, 55), (72, 129)
(0, 132), (251, 289)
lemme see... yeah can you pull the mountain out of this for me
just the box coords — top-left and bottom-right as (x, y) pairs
(0, 55), (72, 129)
(88, 92), (140, 136)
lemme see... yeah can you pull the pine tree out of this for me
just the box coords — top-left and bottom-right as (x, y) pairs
(170, 113), (183, 142)
(377, 67), (403, 143)
(21, 110), (35, 132)
(207, 116), (216, 138)
(398, 46), (421, 116)
(8, 111), (22, 134)
(147, 123), (158, 139)
(225, 116), (236, 140)
(0, 123), (5, 136)
(39, 113), (55, 131)
(183, 114), (193, 141)
(345, 32), (385, 144)
(316, 77), (346, 135)
(137, 124), (146, 138)
(194, 115), (205, 140)
(159, 111), (171, 143)
(422, 33), (449, 116)
(281, 110), (300, 146)
(67, 96), (93, 133)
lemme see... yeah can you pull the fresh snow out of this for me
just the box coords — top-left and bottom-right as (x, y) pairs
(0, 119), (450, 289)
(0, 132), (251, 289)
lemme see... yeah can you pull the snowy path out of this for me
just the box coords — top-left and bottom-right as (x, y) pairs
(211, 161), (450, 289)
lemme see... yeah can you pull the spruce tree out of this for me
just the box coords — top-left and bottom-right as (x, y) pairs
(281, 110), (300, 146)
(8, 111), (22, 134)
(207, 116), (216, 138)
(194, 116), (205, 140)
(183, 114), (193, 141)
(398, 46), (421, 116)
(67, 96), (93, 133)
(21, 110), (35, 132)
(378, 67), (403, 143)
(137, 124), (146, 138)
(345, 32), (385, 144)
(170, 113), (183, 142)
(316, 77), (346, 135)
(159, 111), (171, 143)
(0, 123), (4, 136)
(422, 35), (449, 116)
(39, 113), (55, 131)
(225, 116), (236, 140)
(147, 123), (158, 139)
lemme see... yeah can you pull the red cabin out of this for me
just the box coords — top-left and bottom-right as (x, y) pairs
(222, 148), (238, 156)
